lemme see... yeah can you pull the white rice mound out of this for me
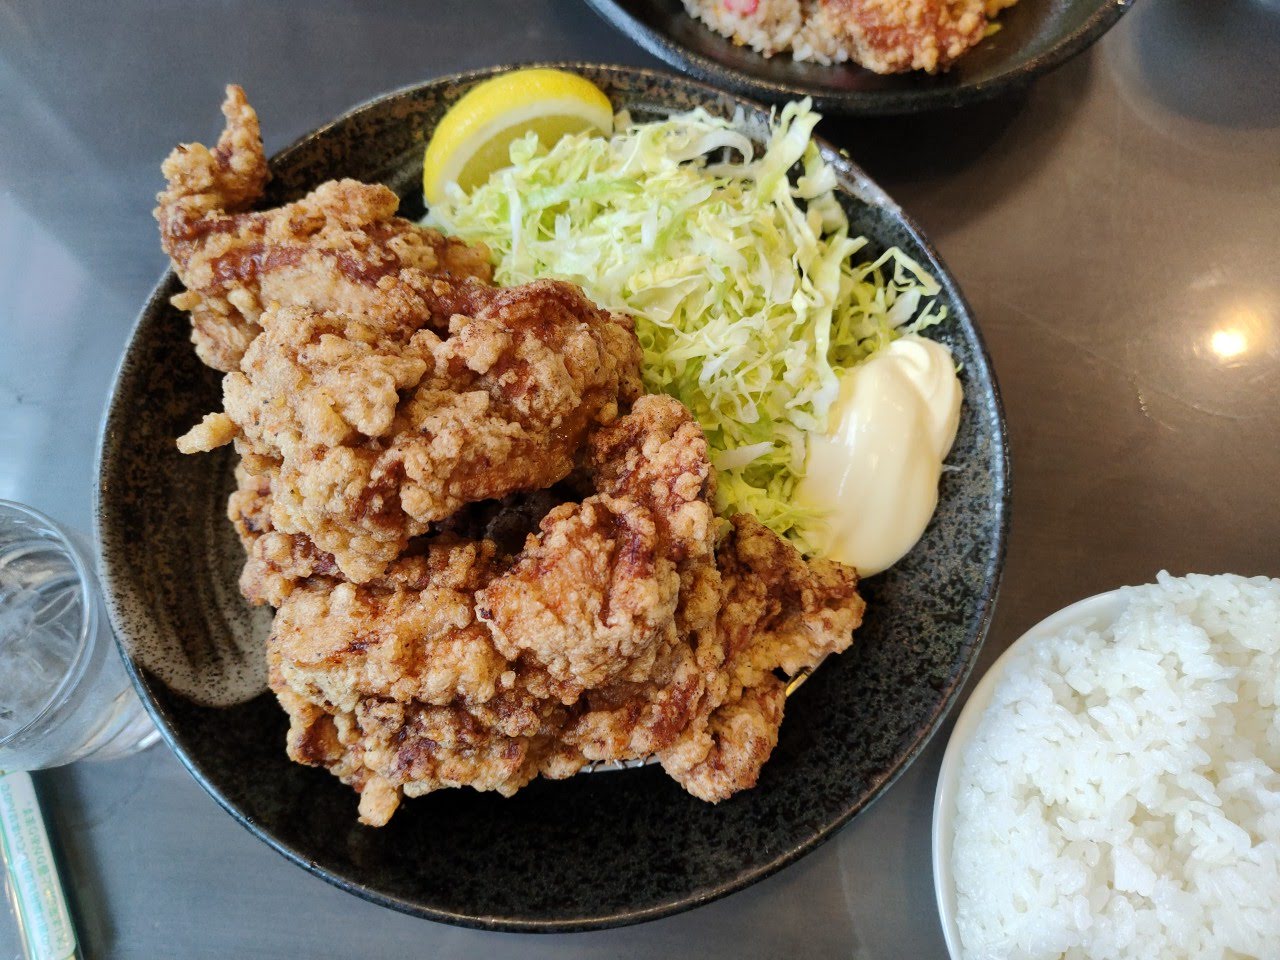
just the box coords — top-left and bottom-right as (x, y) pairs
(681, 0), (855, 65)
(953, 573), (1280, 960)
(681, 0), (805, 58)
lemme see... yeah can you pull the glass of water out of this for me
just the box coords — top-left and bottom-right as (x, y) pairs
(0, 500), (158, 770)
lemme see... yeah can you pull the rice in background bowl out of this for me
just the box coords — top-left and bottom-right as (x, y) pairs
(680, 0), (855, 66)
(953, 572), (1280, 960)
(682, 0), (805, 58)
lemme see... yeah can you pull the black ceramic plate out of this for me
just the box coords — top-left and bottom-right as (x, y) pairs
(584, 0), (1131, 114)
(96, 63), (1008, 931)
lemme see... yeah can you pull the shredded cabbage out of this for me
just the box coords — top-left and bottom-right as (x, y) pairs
(427, 100), (946, 547)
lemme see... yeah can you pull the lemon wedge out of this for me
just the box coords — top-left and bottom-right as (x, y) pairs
(422, 69), (614, 206)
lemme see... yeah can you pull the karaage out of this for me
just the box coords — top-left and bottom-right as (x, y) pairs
(164, 89), (866, 827)
(264, 398), (862, 825)
(156, 85), (494, 372)
(181, 278), (642, 582)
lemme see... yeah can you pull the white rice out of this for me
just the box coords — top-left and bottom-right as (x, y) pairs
(681, 0), (806, 59)
(953, 573), (1280, 960)
(680, 0), (856, 66)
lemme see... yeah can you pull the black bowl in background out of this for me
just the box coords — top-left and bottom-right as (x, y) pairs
(96, 63), (1009, 931)
(583, 0), (1132, 114)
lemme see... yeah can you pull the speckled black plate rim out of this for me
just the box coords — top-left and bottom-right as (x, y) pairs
(95, 62), (1010, 933)
(582, 0), (1133, 115)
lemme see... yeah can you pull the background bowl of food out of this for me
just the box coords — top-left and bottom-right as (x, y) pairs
(583, 0), (1134, 114)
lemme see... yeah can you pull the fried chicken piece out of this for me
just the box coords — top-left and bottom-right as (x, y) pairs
(196, 307), (437, 581)
(156, 85), (493, 372)
(352, 698), (567, 821)
(180, 277), (640, 583)
(227, 463), (547, 608)
(181, 278), (643, 582)
(560, 637), (708, 762)
(157, 84), (267, 224)
(274, 684), (571, 827)
(549, 395), (723, 760)
(228, 465), (583, 608)
(587, 391), (718, 564)
(586, 392), (724, 642)
(270, 536), (509, 712)
(659, 681), (787, 801)
(386, 280), (644, 527)
(477, 396), (716, 707)
(813, 0), (989, 74)
(658, 513), (865, 801)
(713, 513), (865, 678)
(268, 533), (584, 825)
(479, 495), (680, 695)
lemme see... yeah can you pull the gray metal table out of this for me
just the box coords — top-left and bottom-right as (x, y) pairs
(2, 0), (1277, 956)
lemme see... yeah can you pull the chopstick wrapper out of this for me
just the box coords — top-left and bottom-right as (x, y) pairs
(0, 771), (78, 960)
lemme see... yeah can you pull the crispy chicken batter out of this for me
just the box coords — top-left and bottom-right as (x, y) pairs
(386, 280), (644, 528)
(658, 513), (865, 800)
(265, 398), (862, 825)
(477, 397), (716, 698)
(182, 278), (643, 582)
(815, 0), (988, 74)
(226, 464), (326, 607)
(267, 533), (585, 825)
(271, 536), (509, 714)
(477, 396), (721, 765)
(156, 85), (494, 372)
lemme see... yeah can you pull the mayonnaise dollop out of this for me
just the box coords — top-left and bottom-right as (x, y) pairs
(797, 334), (962, 576)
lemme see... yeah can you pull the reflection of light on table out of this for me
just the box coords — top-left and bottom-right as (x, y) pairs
(1207, 303), (1273, 362)
(1209, 326), (1248, 359)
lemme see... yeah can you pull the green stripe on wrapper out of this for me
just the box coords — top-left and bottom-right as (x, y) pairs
(0, 771), (78, 960)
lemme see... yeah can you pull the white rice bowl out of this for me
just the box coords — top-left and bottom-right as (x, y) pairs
(953, 573), (1280, 960)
